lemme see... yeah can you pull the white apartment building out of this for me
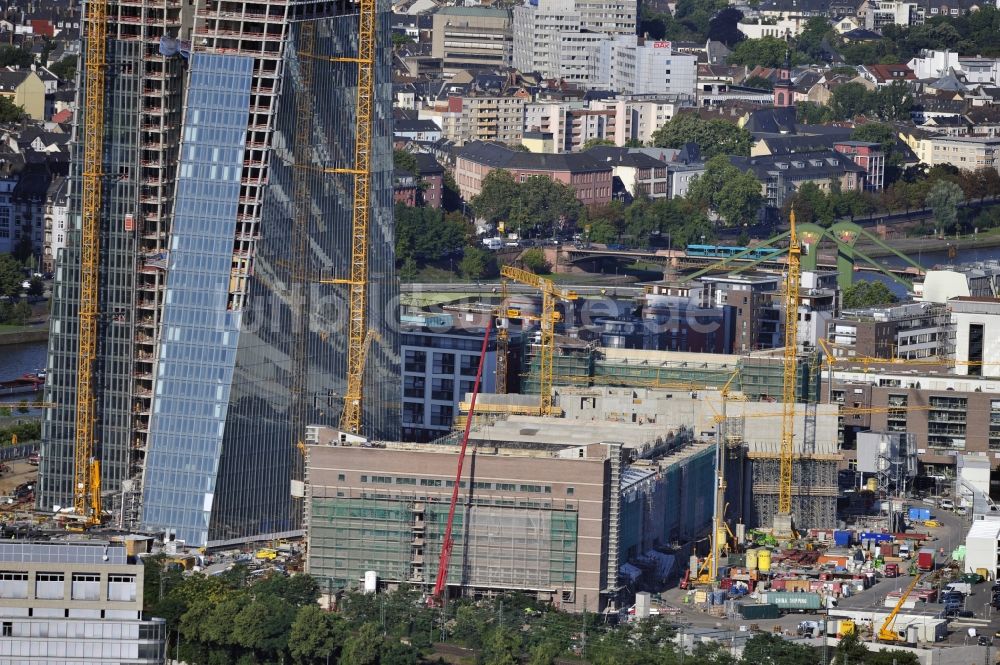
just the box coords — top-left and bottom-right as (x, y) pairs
(908, 50), (1000, 83)
(42, 176), (68, 273)
(927, 135), (1000, 172)
(523, 96), (693, 151)
(737, 16), (809, 40)
(951, 297), (1000, 378)
(574, 0), (636, 35)
(863, 0), (924, 30)
(512, 0), (635, 82)
(607, 38), (698, 97)
(907, 49), (960, 79)
(512, 0), (581, 76)
(558, 31), (609, 86)
(959, 57), (1000, 85)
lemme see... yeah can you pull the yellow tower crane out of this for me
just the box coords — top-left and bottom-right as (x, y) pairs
(775, 209), (801, 536)
(499, 266), (578, 415)
(308, 0), (376, 435)
(337, 0), (375, 435)
(74, 0), (109, 527)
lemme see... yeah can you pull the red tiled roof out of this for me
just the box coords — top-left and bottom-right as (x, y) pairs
(864, 64), (916, 82)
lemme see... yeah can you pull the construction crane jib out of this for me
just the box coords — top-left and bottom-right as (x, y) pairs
(499, 266), (577, 415)
(777, 210), (801, 531)
(75, 0), (110, 526)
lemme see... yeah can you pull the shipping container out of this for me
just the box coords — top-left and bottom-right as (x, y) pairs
(833, 530), (852, 547)
(785, 579), (811, 593)
(738, 603), (781, 620)
(762, 592), (823, 612)
(860, 532), (893, 543)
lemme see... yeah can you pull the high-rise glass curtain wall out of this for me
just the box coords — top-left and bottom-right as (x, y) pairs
(141, 54), (253, 546)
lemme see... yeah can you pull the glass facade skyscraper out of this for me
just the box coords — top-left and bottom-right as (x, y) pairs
(39, 0), (399, 547)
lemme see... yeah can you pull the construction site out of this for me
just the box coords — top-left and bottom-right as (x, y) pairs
(303, 223), (892, 616)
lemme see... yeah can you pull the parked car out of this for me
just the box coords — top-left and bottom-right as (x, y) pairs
(956, 506), (968, 516)
(940, 499), (955, 510)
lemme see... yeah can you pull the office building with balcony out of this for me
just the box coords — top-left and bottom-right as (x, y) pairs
(431, 7), (512, 76)
(401, 312), (512, 442)
(823, 365), (1000, 470)
(826, 302), (951, 360)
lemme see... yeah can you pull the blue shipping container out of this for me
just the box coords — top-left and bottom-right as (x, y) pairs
(833, 530), (852, 547)
(860, 532), (893, 543)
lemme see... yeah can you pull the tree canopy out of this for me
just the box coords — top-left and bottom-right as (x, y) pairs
(925, 179), (965, 232)
(0, 254), (22, 299)
(471, 169), (582, 238)
(50, 55), (78, 81)
(639, 0), (730, 43)
(842, 280), (899, 309)
(782, 6), (1000, 64)
(394, 203), (468, 269)
(727, 36), (792, 68)
(686, 155), (762, 228)
(0, 45), (32, 68)
(650, 114), (752, 160)
(0, 97), (25, 123)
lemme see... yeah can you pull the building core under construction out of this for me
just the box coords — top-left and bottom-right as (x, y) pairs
(555, 386), (842, 530)
(39, 0), (399, 547)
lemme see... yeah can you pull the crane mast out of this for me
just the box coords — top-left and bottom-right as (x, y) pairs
(75, 0), (109, 524)
(495, 280), (508, 394)
(776, 210), (801, 533)
(499, 266), (577, 415)
(333, 0), (376, 435)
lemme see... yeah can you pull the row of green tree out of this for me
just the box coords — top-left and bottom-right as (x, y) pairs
(796, 82), (913, 125)
(728, 8), (1000, 69)
(142, 561), (919, 665)
(781, 161), (1000, 235)
(0, 420), (40, 443)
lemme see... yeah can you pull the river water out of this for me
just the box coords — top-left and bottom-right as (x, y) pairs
(878, 244), (1000, 269)
(0, 343), (46, 383)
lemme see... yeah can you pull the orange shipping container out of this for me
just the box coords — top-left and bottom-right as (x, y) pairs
(818, 555), (848, 567)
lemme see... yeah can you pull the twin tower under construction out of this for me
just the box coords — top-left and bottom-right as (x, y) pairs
(38, 0), (400, 547)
